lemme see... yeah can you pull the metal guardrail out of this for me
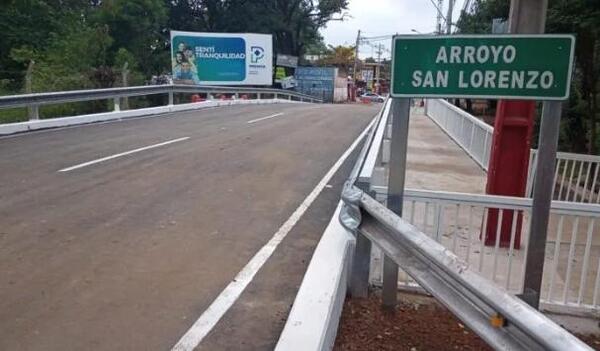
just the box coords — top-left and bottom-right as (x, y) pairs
(359, 99), (600, 316)
(339, 101), (593, 350)
(0, 84), (323, 120)
(371, 186), (600, 311)
(348, 194), (591, 350)
(357, 99), (392, 187)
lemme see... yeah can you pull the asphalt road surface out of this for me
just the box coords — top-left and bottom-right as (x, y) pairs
(0, 102), (377, 350)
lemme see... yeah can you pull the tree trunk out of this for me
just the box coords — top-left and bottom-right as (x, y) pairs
(466, 99), (473, 113)
(591, 89), (598, 155)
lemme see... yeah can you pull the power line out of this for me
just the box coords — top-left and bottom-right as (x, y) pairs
(361, 35), (394, 41)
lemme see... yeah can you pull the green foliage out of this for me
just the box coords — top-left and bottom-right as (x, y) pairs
(457, 0), (600, 155)
(165, 0), (348, 55)
(0, 0), (348, 122)
(318, 45), (355, 74)
(456, 0), (509, 34)
(91, 0), (168, 77)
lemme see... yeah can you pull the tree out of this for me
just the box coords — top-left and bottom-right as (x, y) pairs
(91, 0), (169, 77)
(0, 0), (65, 91)
(0, 0), (349, 100)
(319, 45), (355, 73)
(456, 0), (600, 155)
(455, 0), (509, 34)
(547, 0), (600, 154)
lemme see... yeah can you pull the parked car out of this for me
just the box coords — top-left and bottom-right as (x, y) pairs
(361, 92), (385, 103)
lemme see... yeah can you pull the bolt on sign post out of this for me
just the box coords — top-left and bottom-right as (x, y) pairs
(386, 34), (575, 308)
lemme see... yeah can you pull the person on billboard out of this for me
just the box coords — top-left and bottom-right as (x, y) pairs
(173, 51), (185, 79)
(177, 42), (187, 54)
(173, 50), (200, 84)
(183, 47), (199, 78)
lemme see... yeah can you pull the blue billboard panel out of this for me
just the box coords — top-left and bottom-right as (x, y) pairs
(171, 31), (272, 86)
(294, 67), (336, 102)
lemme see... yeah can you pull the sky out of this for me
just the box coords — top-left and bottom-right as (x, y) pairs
(320, 0), (467, 59)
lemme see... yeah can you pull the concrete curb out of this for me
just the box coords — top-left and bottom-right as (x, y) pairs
(275, 202), (354, 351)
(0, 98), (304, 135)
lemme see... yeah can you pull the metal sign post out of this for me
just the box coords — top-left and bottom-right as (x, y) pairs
(522, 100), (562, 308)
(383, 98), (411, 308)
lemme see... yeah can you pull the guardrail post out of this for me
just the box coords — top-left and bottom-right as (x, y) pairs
(28, 105), (40, 120)
(257, 93), (262, 100)
(168, 91), (174, 106)
(350, 232), (372, 298)
(383, 98), (411, 309)
(274, 93), (278, 100)
(113, 97), (120, 112)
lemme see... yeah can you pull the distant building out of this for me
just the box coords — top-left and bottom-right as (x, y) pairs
(294, 66), (348, 103)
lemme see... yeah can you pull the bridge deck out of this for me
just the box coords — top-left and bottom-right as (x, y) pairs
(0, 103), (377, 351)
(405, 108), (487, 193)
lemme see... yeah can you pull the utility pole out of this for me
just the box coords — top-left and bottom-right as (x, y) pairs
(353, 30), (361, 81)
(436, 0), (444, 34)
(446, 0), (455, 34)
(375, 44), (383, 94)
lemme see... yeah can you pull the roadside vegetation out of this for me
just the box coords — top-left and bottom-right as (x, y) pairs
(0, 0), (348, 121)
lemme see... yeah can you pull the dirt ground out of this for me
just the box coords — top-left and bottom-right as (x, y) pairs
(334, 290), (600, 351)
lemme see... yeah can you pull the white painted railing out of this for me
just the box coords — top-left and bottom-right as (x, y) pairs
(360, 102), (600, 316)
(427, 98), (600, 205)
(425, 98), (493, 171)
(370, 186), (600, 315)
(341, 126), (593, 349)
(528, 150), (600, 204)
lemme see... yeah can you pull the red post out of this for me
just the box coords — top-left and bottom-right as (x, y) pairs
(191, 94), (203, 103)
(483, 100), (535, 248)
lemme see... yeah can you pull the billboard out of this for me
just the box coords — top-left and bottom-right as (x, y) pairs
(170, 30), (273, 85)
(276, 54), (298, 68)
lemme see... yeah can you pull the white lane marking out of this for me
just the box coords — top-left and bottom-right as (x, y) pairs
(58, 137), (190, 172)
(171, 117), (377, 351)
(246, 113), (284, 124)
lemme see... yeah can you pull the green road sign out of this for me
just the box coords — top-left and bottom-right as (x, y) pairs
(391, 34), (575, 100)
